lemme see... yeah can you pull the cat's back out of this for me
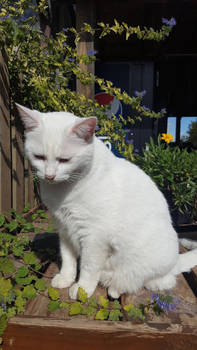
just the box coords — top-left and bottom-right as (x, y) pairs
(94, 143), (169, 219)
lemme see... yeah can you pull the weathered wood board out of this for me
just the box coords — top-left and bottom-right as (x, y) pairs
(3, 233), (197, 350)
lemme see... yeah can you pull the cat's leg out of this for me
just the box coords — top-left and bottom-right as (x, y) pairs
(145, 273), (176, 291)
(100, 271), (121, 299)
(51, 237), (77, 289)
(69, 239), (107, 299)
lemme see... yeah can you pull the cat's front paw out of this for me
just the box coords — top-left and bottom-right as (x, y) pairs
(51, 273), (74, 289)
(108, 286), (120, 299)
(69, 282), (95, 300)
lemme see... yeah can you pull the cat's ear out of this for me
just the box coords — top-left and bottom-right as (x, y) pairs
(15, 103), (40, 131)
(71, 117), (97, 142)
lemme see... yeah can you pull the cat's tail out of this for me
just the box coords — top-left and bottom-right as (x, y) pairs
(173, 238), (197, 274)
(179, 238), (197, 250)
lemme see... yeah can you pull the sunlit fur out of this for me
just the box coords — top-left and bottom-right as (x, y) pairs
(17, 104), (197, 299)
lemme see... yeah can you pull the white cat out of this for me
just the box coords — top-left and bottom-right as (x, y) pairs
(17, 103), (197, 299)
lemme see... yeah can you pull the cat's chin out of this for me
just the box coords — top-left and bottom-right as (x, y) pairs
(39, 177), (68, 185)
(44, 179), (67, 185)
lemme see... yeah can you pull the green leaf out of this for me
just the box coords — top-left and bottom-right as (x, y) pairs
(95, 308), (109, 320)
(48, 300), (60, 312)
(31, 213), (38, 221)
(113, 300), (121, 310)
(6, 221), (18, 233)
(0, 277), (12, 298)
(15, 294), (26, 313)
(48, 286), (60, 301)
(0, 216), (5, 227)
(0, 257), (15, 274)
(35, 279), (46, 291)
(99, 296), (109, 308)
(109, 309), (123, 321)
(15, 275), (33, 286)
(16, 266), (29, 278)
(22, 285), (37, 299)
(59, 302), (69, 309)
(123, 303), (133, 312)
(77, 287), (88, 303)
(89, 296), (98, 308)
(21, 222), (35, 233)
(69, 302), (82, 316)
(82, 306), (96, 317)
(23, 252), (37, 265)
(34, 263), (42, 271)
(0, 315), (7, 336)
(7, 306), (16, 318)
(127, 305), (145, 321)
(12, 245), (24, 257)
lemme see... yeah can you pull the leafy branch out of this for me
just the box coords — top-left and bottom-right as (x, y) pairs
(0, 0), (176, 162)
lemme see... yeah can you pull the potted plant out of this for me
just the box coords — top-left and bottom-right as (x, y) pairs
(135, 134), (197, 226)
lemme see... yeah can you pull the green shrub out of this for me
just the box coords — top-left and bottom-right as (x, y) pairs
(0, 0), (174, 161)
(135, 135), (197, 217)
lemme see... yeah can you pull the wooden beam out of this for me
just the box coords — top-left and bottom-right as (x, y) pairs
(24, 159), (35, 208)
(0, 48), (12, 213)
(76, 0), (95, 100)
(11, 112), (24, 212)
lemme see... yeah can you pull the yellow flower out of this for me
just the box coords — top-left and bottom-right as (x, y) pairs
(160, 133), (174, 143)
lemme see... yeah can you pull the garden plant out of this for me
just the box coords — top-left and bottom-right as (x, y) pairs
(135, 134), (197, 222)
(0, 0), (175, 161)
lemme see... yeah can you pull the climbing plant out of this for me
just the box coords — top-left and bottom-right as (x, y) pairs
(0, 0), (176, 160)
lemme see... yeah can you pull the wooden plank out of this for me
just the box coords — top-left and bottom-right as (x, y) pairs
(24, 159), (35, 208)
(0, 48), (12, 212)
(4, 317), (197, 350)
(76, 0), (95, 99)
(11, 111), (24, 212)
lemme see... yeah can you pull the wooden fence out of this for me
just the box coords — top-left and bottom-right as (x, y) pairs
(0, 49), (35, 213)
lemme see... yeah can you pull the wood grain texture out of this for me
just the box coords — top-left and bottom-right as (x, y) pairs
(0, 48), (11, 212)
(76, 0), (95, 99)
(11, 114), (25, 212)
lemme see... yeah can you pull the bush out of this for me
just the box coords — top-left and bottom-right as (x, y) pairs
(135, 135), (197, 220)
(0, 0), (174, 161)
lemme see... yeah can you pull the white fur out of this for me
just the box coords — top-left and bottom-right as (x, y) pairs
(17, 104), (197, 299)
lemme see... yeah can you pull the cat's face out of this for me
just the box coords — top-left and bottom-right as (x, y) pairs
(16, 104), (97, 184)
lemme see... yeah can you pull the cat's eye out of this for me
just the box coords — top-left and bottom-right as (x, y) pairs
(34, 154), (46, 161)
(57, 158), (70, 163)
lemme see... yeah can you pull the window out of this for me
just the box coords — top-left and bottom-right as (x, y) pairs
(167, 115), (197, 146)
(167, 117), (176, 142)
(180, 116), (197, 142)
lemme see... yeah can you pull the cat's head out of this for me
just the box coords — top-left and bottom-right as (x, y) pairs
(16, 104), (97, 184)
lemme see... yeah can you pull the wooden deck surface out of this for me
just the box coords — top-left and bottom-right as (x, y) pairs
(3, 232), (197, 350)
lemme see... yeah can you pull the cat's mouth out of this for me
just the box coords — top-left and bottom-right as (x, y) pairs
(45, 179), (56, 184)
(43, 177), (69, 184)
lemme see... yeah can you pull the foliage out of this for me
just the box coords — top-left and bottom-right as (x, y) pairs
(186, 120), (197, 148)
(135, 135), (197, 216)
(0, 207), (53, 237)
(0, 0), (176, 161)
(47, 285), (178, 322)
(0, 206), (179, 344)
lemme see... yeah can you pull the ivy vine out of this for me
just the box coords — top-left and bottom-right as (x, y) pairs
(0, 208), (178, 347)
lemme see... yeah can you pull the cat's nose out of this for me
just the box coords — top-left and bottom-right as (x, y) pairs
(45, 174), (55, 181)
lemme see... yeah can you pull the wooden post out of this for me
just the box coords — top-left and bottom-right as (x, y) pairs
(0, 48), (12, 213)
(76, 0), (95, 100)
(24, 159), (35, 208)
(11, 113), (25, 212)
